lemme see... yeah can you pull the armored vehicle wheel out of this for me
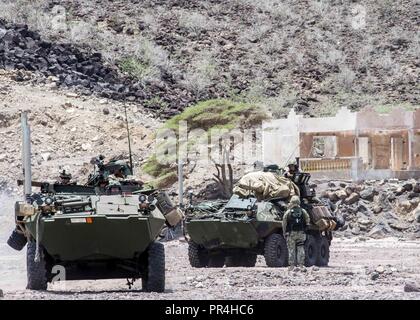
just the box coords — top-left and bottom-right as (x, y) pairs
(142, 241), (165, 293)
(7, 229), (27, 251)
(26, 241), (48, 290)
(188, 241), (209, 268)
(316, 236), (330, 267)
(304, 235), (319, 267)
(208, 254), (225, 268)
(264, 233), (288, 267)
(225, 253), (257, 267)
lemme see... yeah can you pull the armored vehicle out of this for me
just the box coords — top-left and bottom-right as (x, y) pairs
(185, 170), (343, 268)
(7, 113), (182, 292)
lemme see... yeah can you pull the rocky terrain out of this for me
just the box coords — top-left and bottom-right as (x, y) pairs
(0, 20), (192, 118)
(0, 220), (419, 300)
(316, 179), (420, 240)
(0, 70), (419, 241)
(0, 0), (419, 301)
(1, 184), (420, 299)
(0, 70), (160, 191)
(0, 0), (419, 117)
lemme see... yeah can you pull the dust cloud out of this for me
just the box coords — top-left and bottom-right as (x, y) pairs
(0, 192), (26, 290)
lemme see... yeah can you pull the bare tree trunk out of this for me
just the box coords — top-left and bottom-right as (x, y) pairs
(211, 145), (234, 199)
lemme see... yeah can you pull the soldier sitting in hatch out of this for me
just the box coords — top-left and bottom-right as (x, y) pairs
(107, 166), (125, 186)
(284, 160), (300, 180)
(56, 170), (73, 185)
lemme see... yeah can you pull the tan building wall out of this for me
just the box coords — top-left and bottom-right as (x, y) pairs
(262, 107), (420, 180)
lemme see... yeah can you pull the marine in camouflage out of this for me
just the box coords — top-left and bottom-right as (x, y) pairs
(283, 195), (311, 266)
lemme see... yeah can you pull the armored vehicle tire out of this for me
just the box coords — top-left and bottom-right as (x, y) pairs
(188, 241), (209, 268)
(304, 235), (319, 267)
(7, 229), (27, 251)
(225, 253), (257, 267)
(142, 241), (165, 293)
(208, 254), (225, 268)
(144, 242), (166, 293)
(26, 241), (48, 291)
(316, 236), (330, 267)
(264, 233), (288, 267)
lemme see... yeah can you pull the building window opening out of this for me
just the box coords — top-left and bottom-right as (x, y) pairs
(310, 136), (337, 158)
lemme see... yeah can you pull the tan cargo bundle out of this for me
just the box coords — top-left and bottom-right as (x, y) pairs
(311, 205), (333, 221)
(312, 205), (335, 231)
(165, 208), (184, 227)
(233, 171), (299, 201)
(315, 218), (337, 231)
(155, 191), (184, 227)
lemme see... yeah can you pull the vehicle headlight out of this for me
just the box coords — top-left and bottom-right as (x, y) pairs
(44, 197), (54, 205)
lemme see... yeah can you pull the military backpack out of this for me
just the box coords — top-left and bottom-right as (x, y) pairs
(287, 207), (306, 232)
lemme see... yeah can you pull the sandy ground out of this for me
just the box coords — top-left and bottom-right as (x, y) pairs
(1, 192), (419, 300)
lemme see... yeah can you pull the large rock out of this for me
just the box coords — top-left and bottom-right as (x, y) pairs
(389, 222), (410, 231)
(335, 189), (347, 200)
(344, 186), (355, 196)
(395, 186), (405, 196)
(413, 183), (420, 194)
(368, 222), (393, 239)
(344, 193), (360, 205)
(404, 282), (420, 292)
(397, 200), (413, 215)
(414, 208), (420, 223)
(360, 187), (375, 201)
(327, 191), (339, 202)
(408, 192), (420, 199)
(402, 182), (414, 192)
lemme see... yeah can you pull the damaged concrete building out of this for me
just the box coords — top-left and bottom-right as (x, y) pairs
(262, 107), (420, 180)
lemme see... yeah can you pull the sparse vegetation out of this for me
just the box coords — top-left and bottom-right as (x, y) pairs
(0, 0), (418, 118)
(145, 171), (178, 189)
(177, 10), (216, 35)
(163, 99), (268, 132)
(141, 99), (268, 187)
(119, 57), (152, 81)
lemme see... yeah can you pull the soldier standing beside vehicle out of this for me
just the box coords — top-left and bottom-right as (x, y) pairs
(282, 195), (311, 266)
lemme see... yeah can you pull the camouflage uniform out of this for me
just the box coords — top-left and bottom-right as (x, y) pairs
(282, 196), (311, 266)
(107, 174), (123, 186)
(284, 160), (300, 180)
(56, 170), (72, 185)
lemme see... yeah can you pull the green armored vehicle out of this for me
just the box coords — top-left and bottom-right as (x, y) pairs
(11, 190), (166, 292)
(7, 113), (182, 292)
(185, 170), (343, 268)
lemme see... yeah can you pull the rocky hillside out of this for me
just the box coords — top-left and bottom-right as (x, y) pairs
(0, 0), (418, 118)
(0, 70), (160, 191)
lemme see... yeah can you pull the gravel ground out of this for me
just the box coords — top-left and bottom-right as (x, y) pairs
(1, 191), (419, 300)
(1, 235), (419, 300)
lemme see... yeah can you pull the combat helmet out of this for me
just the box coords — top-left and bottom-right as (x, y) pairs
(59, 170), (72, 180)
(289, 195), (301, 207)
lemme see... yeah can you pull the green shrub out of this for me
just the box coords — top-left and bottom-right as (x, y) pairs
(141, 99), (268, 186)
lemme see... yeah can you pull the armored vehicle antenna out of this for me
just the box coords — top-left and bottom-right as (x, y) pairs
(21, 112), (32, 202)
(124, 105), (134, 174)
